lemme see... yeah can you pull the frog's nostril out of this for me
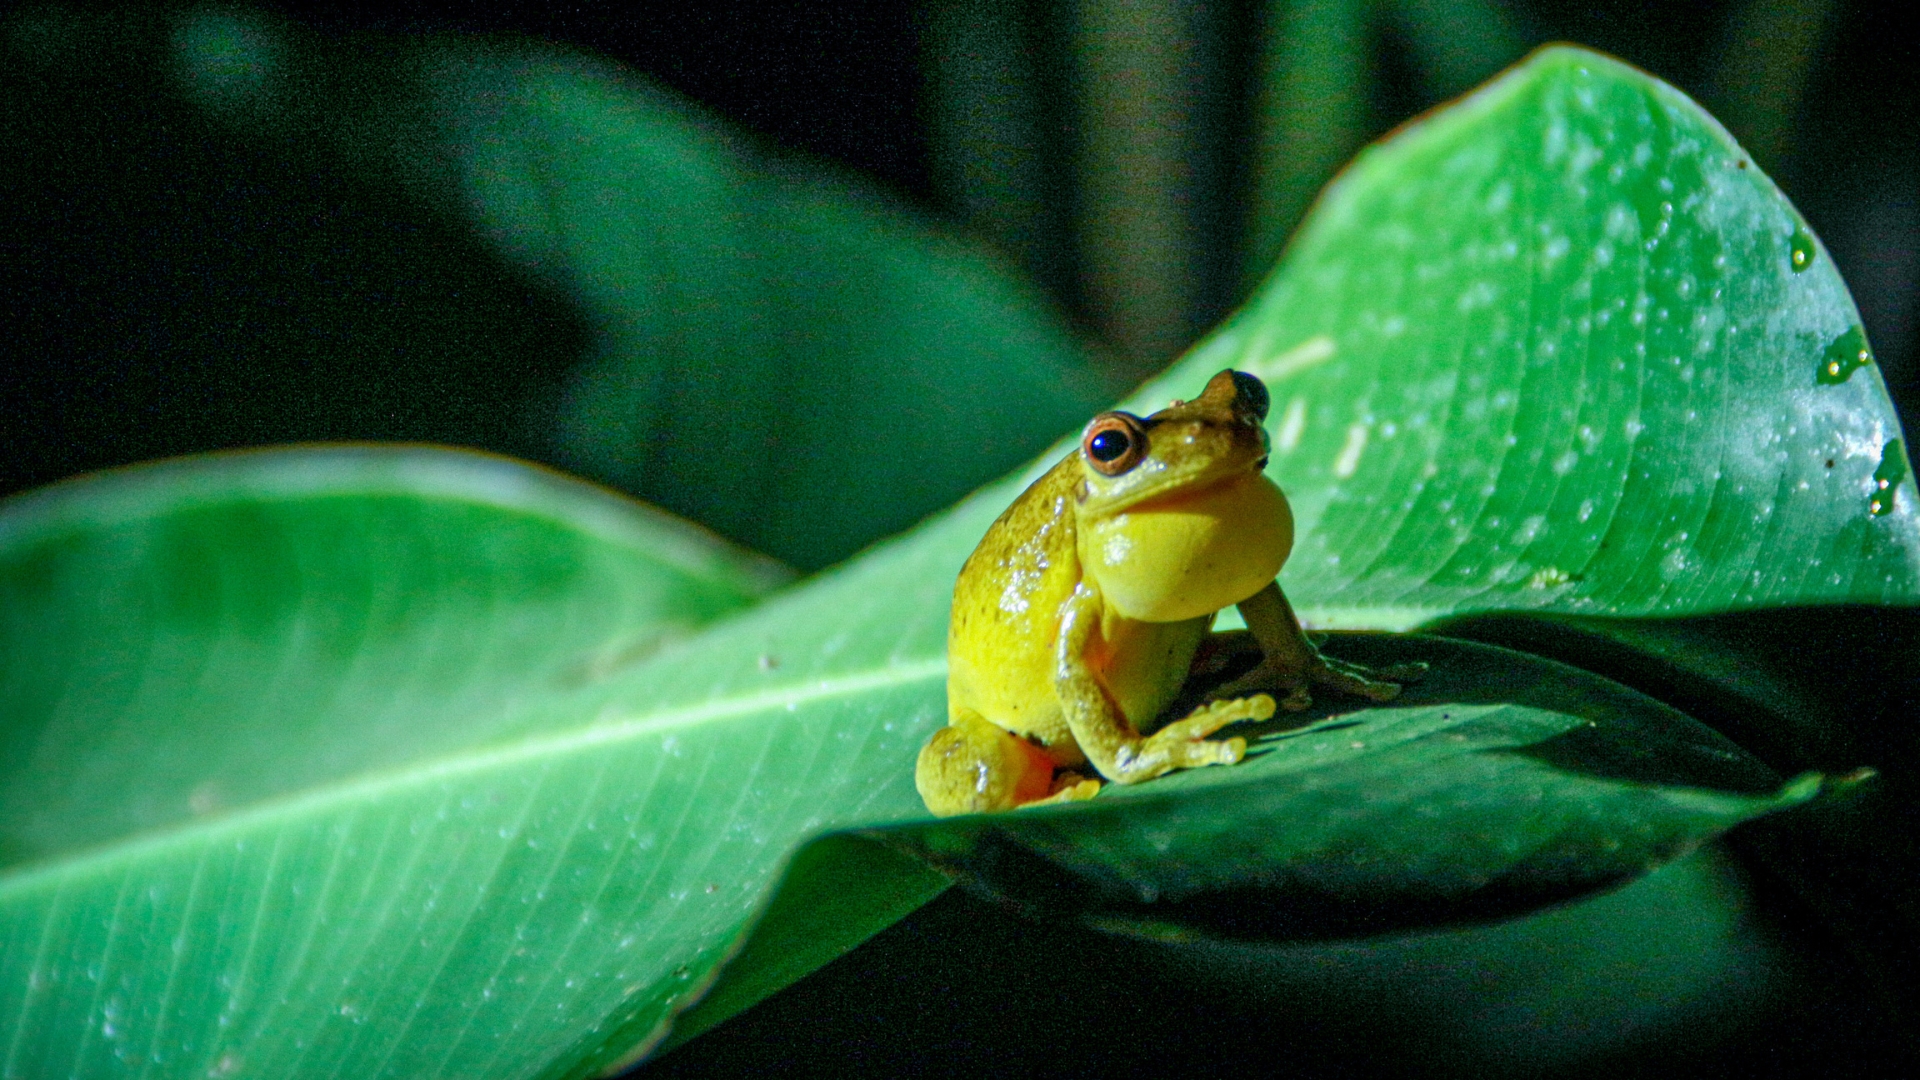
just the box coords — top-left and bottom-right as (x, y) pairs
(1230, 371), (1270, 421)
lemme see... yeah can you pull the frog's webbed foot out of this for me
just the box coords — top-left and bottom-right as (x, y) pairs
(1299, 653), (1427, 708)
(1214, 654), (1427, 712)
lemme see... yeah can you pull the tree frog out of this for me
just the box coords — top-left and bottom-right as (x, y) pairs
(916, 369), (1420, 817)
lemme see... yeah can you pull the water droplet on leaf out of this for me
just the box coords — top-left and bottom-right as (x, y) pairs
(1816, 326), (1873, 385)
(1789, 224), (1816, 272)
(1871, 439), (1909, 516)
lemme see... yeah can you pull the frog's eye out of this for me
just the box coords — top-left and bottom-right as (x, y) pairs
(1081, 413), (1148, 476)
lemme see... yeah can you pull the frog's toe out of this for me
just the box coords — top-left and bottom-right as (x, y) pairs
(1162, 734), (1245, 769)
(1046, 776), (1103, 803)
(1240, 694), (1278, 722)
(1214, 734), (1248, 765)
(1164, 694), (1274, 740)
(1204, 693), (1275, 726)
(1313, 656), (1412, 701)
(1050, 769), (1092, 793)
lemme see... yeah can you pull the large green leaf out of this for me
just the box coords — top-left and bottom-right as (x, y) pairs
(679, 842), (1823, 1077)
(0, 448), (789, 869)
(0, 452), (1815, 1080)
(1200, 47), (1920, 628)
(1425, 604), (1920, 1030)
(4, 43), (1916, 1080)
(0, 450), (957, 1079)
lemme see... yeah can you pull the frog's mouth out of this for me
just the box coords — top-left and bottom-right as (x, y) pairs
(1087, 453), (1269, 517)
(1116, 468), (1268, 516)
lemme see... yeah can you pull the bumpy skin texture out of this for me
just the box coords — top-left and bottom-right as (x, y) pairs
(917, 370), (1418, 817)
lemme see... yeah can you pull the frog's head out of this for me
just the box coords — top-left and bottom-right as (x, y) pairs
(1075, 370), (1292, 622)
(1075, 369), (1271, 516)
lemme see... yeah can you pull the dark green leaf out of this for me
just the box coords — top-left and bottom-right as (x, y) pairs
(659, 836), (948, 1053)
(877, 635), (1819, 939)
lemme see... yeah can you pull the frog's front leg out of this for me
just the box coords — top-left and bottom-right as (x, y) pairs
(1218, 581), (1427, 711)
(1055, 584), (1268, 784)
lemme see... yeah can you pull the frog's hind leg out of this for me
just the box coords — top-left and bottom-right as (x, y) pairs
(916, 711), (1096, 816)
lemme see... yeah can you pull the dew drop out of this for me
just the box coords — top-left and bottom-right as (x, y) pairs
(1789, 224), (1816, 273)
(1527, 567), (1572, 589)
(1816, 326), (1874, 385)
(1871, 439), (1909, 517)
(1660, 547), (1689, 581)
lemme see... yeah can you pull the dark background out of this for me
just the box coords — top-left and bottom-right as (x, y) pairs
(6, 0), (1917, 515)
(280, 0), (1920, 418)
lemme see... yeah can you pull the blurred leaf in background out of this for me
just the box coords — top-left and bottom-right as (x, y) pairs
(0, 3), (1119, 571)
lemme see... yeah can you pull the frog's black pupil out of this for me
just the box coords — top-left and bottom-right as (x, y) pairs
(1089, 429), (1131, 462)
(1231, 371), (1270, 421)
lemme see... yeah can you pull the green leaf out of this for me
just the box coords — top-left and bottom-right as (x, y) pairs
(659, 843), (1798, 1076)
(1200, 45), (1920, 629)
(0, 448), (798, 1077)
(0, 447), (789, 868)
(431, 43), (1124, 565)
(877, 635), (1821, 939)
(0, 456), (1815, 1079)
(1422, 607), (1918, 773)
(1421, 605), (1920, 1023)
(1128, 842), (1799, 1074)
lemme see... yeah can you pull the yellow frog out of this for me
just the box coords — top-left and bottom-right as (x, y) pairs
(916, 369), (1419, 817)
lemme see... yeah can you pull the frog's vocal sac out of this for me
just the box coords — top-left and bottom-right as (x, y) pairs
(916, 369), (1422, 817)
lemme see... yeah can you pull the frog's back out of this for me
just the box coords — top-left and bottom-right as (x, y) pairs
(947, 455), (1081, 749)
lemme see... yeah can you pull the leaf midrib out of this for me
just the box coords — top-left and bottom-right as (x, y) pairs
(0, 657), (949, 897)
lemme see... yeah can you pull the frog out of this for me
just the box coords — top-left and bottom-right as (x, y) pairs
(916, 368), (1422, 817)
